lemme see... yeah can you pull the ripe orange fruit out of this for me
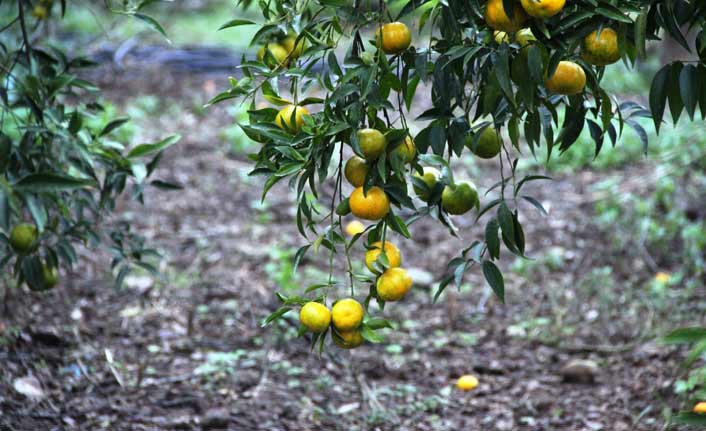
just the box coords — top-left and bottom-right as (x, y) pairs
(412, 167), (441, 201)
(9, 223), (38, 254)
(344, 156), (369, 187)
(376, 22), (412, 55)
(581, 28), (620, 66)
(466, 127), (502, 159)
(545, 61), (586, 95)
(357, 128), (387, 160)
(345, 220), (366, 236)
(281, 33), (306, 59)
(520, 0), (565, 18)
(456, 375), (479, 391)
(275, 105), (310, 132)
(299, 302), (331, 333)
(257, 43), (289, 68)
(441, 181), (479, 215)
(392, 136), (416, 163)
(333, 329), (364, 349)
(349, 186), (390, 220)
(331, 298), (364, 331)
(365, 241), (402, 273)
(376, 267), (413, 301)
(485, 0), (528, 33)
(695, 402), (706, 414)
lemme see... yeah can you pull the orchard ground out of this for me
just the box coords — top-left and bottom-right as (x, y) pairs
(2, 6), (706, 431)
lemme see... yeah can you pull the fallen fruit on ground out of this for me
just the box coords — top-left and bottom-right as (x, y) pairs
(581, 28), (621, 66)
(442, 182), (480, 215)
(694, 402), (706, 414)
(344, 156), (369, 187)
(331, 298), (364, 331)
(376, 22), (412, 55)
(456, 375), (479, 391)
(365, 241), (402, 273)
(349, 186), (390, 220)
(299, 302), (331, 333)
(376, 267), (413, 301)
(545, 61), (586, 95)
(275, 105), (309, 132)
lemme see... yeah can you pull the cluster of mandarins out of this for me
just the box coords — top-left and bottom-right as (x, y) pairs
(269, 22), (500, 348)
(256, 31), (307, 69)
(487, 0), (622, 95)
(267, 2), (622, 348)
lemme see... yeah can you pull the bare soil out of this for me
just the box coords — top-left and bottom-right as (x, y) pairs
(0, 66), (700, 431)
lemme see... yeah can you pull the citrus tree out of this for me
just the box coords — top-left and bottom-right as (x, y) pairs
(210, 0), (705, 353)
(0, 0), (179, 294)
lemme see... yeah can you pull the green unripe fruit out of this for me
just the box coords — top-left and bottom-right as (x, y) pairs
(9, 223), (38, 254)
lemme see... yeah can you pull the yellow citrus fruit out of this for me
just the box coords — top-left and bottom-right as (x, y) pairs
(515, 28), (536, 48)
(494, 31), (510, 44)
(485, 0), (528, 33)
(376, 22), (412, 55)
(333, 329), (364, 349)
(392, 136), (416, 163)
(694, 402), (706, 414)
(345, 220), (366, 236)
(412, 167), (441, 201)
(9, 223), (38, 254)
(581, 28), (620, 66)
(299, 302), (332, 333)
(257, 43), (289, 68)
(275, 105), (310, 132)
(442, 181), (479, 215)
(545, 61), (586, 96)
(466, 127), (502, 159)
(349, 186), (390, 220)
(344, 156), (369, 187)
(331, 298), (364, 331)
(520, 0), (565, 18)
(365, 241), (402, 273)
(281, 33), (306, 59)
(357, 128), (387, 160)
(376, 267), (413, 302)
(32, 5), (48, 19)
(456, 375), (479, 391)
(654, 272), (671, 283)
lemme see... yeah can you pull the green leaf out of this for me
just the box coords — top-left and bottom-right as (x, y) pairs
(15, 173), (94, 193)
(649, 65), (670, 133)
(361, 325), (384, 343)
(672, 413), (706, 426)
(218, 19), (257, 31)
(663, 326), (706, 344)
(99, 117), (130, 137)
(128, 135), (180, 159)
(679, 65), (699, 120)
(482, 261), (504, 303)
(132, 13), (170, 42)
(485, 219), (500, 260)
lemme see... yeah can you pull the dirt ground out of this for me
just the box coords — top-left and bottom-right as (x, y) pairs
(0, 66), (700, 431)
